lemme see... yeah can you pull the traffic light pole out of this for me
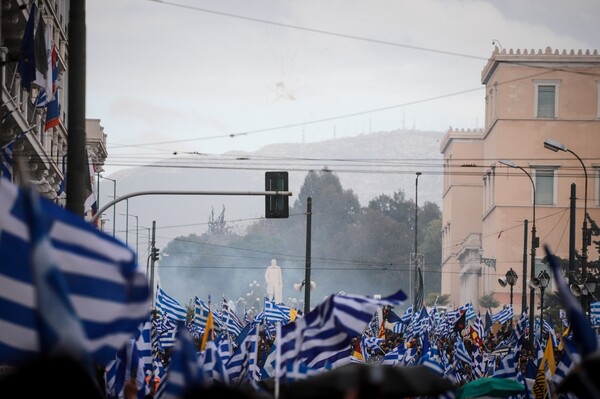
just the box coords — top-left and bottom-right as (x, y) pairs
(150, 220), (157, 308)
(90, 189), (293, 225)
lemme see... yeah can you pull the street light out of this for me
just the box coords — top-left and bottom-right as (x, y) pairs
(120, 212), (139, 256)
(544, 139), (589, 315)
(531, 270), (550, 340)
(100, 176), (117, 238)
(499, 268), (518, 307)
(411, 171), (422, 304)
(293, 280), (316, 292)
(499, 159), (538, 347)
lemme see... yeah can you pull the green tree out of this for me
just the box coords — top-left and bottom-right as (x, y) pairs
(424, 293), (450, 307)
(479, 293), (500, 311)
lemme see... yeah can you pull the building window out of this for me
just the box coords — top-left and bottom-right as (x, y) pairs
(534, 80), (560, 118)
(534, 167), (556, 205)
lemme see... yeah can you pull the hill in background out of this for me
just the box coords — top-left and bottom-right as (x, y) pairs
(101, 129), (445, 253)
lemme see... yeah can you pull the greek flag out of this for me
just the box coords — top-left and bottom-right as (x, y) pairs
(545, 244), (598, 356)
(459, 302), (477, 321)
(156, 287), (186, 322)
(492, 351), (518, 379)
(225, 323), (260, 384)
(162, 321), (204, 399)
(473, 314), (485, 341)
(105, 339), (146, 399)
(590, 301), (600, 327)
(221, 299), (244, 338)
(198, 338), (229, 385)
(381, 343), (406, 366)
(264, 297), (291, 323)
(0, 178), (150, 366)
(275, 289), (406, 379)
(492, 305), (514, 325)
(453, 335), (472, 365)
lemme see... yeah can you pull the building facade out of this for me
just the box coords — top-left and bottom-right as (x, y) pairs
(441, 47), (600, 316)
(1, 0), (106, 220)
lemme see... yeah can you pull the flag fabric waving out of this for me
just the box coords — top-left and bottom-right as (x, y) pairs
(544, 244), (598, 356)
(155, 287), (187, 322)
(0, 177), (150, 366)
(275, 289), (406, 379)
(18, 3), (36, 91)
(24, 184), (93, 375)
(453, 310), (467, 333)
(532, 336), (556, 399)
(492, 305), (514, 325)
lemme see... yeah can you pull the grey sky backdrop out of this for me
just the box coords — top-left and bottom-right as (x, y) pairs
(86, 0), (600, 176)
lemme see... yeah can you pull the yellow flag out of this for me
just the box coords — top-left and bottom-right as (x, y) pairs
(558, 325), (570, 351)
(533, 336), (556, 398)
(200, 311), (214, 351)
(290, 308), (298, 321)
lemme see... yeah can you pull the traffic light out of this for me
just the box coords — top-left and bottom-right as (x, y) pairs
(265, 171), (289, 218)
(151, 247), (160, 262)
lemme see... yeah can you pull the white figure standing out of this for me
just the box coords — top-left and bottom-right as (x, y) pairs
(265, 258), (283, 304)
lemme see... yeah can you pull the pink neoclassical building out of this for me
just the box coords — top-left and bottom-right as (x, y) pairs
(440, 47), (600, 317)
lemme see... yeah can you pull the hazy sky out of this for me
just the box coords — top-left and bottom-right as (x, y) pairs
(86, 0), (600, 176)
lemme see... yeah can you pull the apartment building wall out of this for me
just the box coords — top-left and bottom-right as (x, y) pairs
(440, 130), (485, 309)
(441, 47), (600, 314)
(1, 1), (106, 209)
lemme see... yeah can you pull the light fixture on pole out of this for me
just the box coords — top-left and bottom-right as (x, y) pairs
(293, 280), (316, 292)
(120, 212), (139, 256)
(498, 267), (518, 307)
(499, 159), (538, 347)
(411, 171), (422, 304)
(530, 270), (550, 339)
(544, 139), (589, 316)
(570, 273), (597, 300)
(100, 176), (117, 238)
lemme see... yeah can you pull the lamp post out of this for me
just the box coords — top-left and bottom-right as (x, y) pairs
(544, 139), (589, 316)
(499, 268), (518, 307)
(534, 270), (550, 340)
(100, 176), (117, 238)
(412, 171), (422, 304)
(120, 212), (139, 255)
(499, 159), (537, 347)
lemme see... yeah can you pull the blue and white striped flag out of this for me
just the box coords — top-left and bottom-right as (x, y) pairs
(198, 338), (229, 385)
(459, 302), (477, 321)
(264, 297), (291, 324)
(275, 289), (406, 379)
(221, 299), (244, 338)
(156, 287), (187, 322)
(545, 244), (598, 356)
(453, 335), (472, 366)
(162, 321), (204, 399)
(105, 338), (146, 399)
(473, 314), (485, 342)
(492, 305), (514, 325)
(225, 323), (260, 384)
(590, 301), (600, 327)
(492, 351), (518, 379)
(0, 178), (150, 366)
(135, 319), (153, 378)
(380, 343), (406, 366)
